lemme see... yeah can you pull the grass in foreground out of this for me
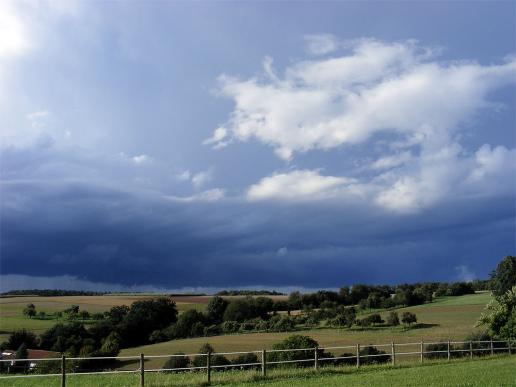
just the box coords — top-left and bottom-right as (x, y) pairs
(0, 355), (514, 387)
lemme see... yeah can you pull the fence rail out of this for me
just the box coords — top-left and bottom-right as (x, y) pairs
(0, 339), (513, 386)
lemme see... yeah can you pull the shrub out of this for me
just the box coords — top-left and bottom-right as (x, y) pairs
(335, 345), (390, 366)
(359, 345), (390, 365)
(239, 321), (257, 332)
(270, 316), (296, 332)
(328, 307), (355, 328)
(203, 324), (221, 336)
(401, 312), (417, 326)
(268, 335), (322, 368)
(255, 320), (269, 331)
(447, 282), (475, 296)
(163, 353), (190, 371)
(231, 352), (259, 369)
(149, 330), (167, 344)
(462, 331), (507, 356)
(357, 313), (384, 327)
(221, 321), (240, 334)
(425, 342), (460, 359)
(192, 343), (230, 369)
(386, 311), (400, 326)
(7, 329), (38, 350)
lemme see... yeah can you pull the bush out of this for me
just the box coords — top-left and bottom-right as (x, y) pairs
(335, 345), (390, 366)
(239, 321), (257, 332)
(255, 320), (269, 331)
(203, 324), (221, 336)
(425, 342), (461, 359)
(231, 352), (259, 369)
(401, 312), (417, 326)
(192, 343), (230, 369)
(163, 353), (190, 371)
(328, 307), (355, 328)
(360, 345), (391, 365)
(269, 316), (296, 332)
(386, 311), (400, 326)
(447, 282), (475, 296)
(149, 330), (168, 343)
(357, 313), (384, 327)
(268, 335), (322, 368)
(6, 329), (38, 350)
(221, 321), (240, 334)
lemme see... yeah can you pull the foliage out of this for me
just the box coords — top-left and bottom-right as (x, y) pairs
(168, 309), (205, 339)
(23, 303), (36, 319)
(268, 335), (322, 367)
(231, 352), (259, 367)
(163, 353), (190, 371)
(104, 305), (130, 324)
(447, 282), (475, 296)
(117, 297), (178, 346)
(328, 306), (355, 328)
(269, 315), (296, 332)
(223, 297), (273, 322)
(477, 285), (516, 341)
(359, 345), (390, 365)
(221, 321), (240, 334)
(401, 312), (417, 326)
(206, 296), (228, 324)
(357, 313), (384, 327)
(191, 343), (229, 368)
(386, 311), (400, 326)
(39, 322), (89, 355)
(490, 256), (516, 297)
(462, 331), (492, 356)
(5, 329), (38, 350)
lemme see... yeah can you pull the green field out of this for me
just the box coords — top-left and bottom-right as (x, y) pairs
(0, 355), (513, 387)
(0, 292), (493, 371)
(0, 295), (207, 342)
(116, 293), (490, 369)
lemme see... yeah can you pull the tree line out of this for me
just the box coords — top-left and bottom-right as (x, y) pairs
(2, 255), (513, 374)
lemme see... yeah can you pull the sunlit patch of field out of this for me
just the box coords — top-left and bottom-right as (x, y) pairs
(0, 295), (206, 342)
(119, 293), (490, 370)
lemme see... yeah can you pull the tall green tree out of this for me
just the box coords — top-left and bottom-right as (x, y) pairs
(490, 256), (516, 297)
(477, 286), (516, 341)
(206, 296), (228, 324)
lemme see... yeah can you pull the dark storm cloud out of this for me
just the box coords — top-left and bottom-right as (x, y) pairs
(1, 173), (513, 290)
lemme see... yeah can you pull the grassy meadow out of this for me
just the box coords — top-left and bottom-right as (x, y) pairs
(0, 294), (208, 343)
(0, 355), (513, 387)
(115, 292), (491, 369)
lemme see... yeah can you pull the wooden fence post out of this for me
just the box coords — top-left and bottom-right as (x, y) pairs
(391, 342), (395, 366)
(61, 355), (66, 387)
(356, 344), (360, 368)
(261, 349), (266, 377)
(314, 347), (319, 371)
(207, 351), (211, 385)
(447, 341), (451, 361)
(420, 340), (424, 363)
(469, 341), (473, 359)
(490, 339), (494, 356)
(140, 353), (144, 387)
(509, 340), (512, 355)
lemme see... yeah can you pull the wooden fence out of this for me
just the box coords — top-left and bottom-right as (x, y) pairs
(0, 339), (513, 386)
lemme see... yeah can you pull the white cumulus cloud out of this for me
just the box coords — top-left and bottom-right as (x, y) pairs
(247, 169), (356, 201)
(208, 39), (515, 161)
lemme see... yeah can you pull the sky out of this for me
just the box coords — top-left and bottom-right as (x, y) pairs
(0, 0), (515, 293)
